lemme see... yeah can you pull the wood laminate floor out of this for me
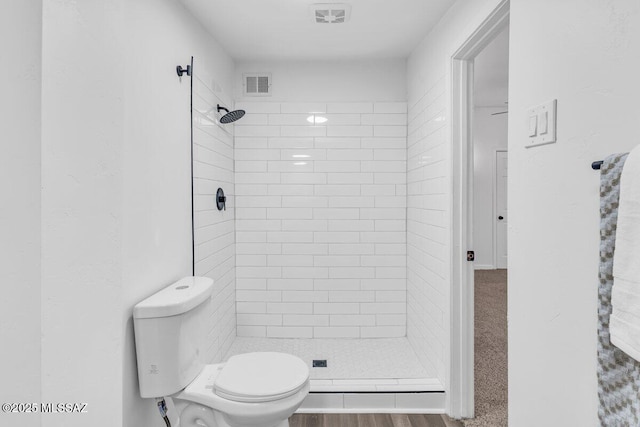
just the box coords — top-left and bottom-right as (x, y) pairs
(289, 414), (464, 427)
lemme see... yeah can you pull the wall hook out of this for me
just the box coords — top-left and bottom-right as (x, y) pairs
(176, 64), (192, 77)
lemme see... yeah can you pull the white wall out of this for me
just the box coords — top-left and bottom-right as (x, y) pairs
(235, 60), (407, 102)
(406, 0), (504, 388)
(234, 101), (407, 338)
(40, 0), (235, 426)
(473, 27), (509, 108)
(508, 0), (640, 425)
(473, 108), (508, 269)
(41, 0), (125, 425)
(0, 1), (42, 426)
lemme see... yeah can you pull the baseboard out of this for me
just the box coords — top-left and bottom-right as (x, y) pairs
(474, 264), (495, 270)
(296, 391), (446, 414)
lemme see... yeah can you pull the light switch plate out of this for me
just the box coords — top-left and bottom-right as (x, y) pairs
(526, 99), (557, 148)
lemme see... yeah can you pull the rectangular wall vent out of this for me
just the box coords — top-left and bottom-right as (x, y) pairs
(310, 4), (352, 24)
(243, 73), (272, 97)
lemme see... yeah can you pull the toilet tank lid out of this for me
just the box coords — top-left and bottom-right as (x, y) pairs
(133, 276), (214, 319)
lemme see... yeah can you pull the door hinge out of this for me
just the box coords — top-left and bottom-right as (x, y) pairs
(467, 251), (475, 262)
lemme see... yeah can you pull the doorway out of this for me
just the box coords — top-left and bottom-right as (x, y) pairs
(470, 26), (509, 427)
(449, 0), (509, 420)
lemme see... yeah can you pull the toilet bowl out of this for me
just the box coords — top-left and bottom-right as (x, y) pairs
(132, 277), (310, 427)
(174, 353), (310, 427)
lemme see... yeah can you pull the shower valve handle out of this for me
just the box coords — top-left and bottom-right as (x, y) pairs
(216, 188), (226, 211)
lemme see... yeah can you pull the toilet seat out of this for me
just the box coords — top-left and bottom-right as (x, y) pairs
(214, 352), (309, 403)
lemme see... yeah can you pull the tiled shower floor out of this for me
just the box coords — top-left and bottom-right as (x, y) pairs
(224, 337), (443, 392)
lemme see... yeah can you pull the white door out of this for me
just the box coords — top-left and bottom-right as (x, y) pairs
(495, 151), (508, 269)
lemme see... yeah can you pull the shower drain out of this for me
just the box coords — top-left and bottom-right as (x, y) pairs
(312, 360), (327, 368)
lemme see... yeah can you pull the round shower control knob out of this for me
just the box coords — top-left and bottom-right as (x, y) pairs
(216, 188), (226, 211)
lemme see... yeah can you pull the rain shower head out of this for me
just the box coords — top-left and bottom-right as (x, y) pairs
(217, 104), (245, 124)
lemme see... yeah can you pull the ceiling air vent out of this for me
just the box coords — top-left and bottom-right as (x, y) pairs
(243, 73), (272, 97)
(310, 3), (352, 24)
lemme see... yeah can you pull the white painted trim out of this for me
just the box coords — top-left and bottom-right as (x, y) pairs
(449, 0), (510, 419)
(449, 51), (475, 420)
(474, 264), (495, 271)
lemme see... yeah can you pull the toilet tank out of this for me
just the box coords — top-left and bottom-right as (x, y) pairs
(133, 276), (213, 398)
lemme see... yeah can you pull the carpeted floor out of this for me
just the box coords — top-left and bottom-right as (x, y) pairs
(464, 269), (508, 427)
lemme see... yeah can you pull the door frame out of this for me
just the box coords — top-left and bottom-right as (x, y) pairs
(449, 0), (509, 418)
(494, 149), (508, 269)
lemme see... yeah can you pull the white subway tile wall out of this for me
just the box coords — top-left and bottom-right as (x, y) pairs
(235, 102), (407, 339)
(406, 78), (447, 381)
(192, 69), (236, 363)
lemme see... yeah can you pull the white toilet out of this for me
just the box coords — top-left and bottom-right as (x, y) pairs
(133, 277), (310, 427)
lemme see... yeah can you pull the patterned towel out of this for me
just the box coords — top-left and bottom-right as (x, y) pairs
(597, 153), (640, 426)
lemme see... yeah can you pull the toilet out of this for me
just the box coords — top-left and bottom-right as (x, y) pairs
(133, 277), (310, 427)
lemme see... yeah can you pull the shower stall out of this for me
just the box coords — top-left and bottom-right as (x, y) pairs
(189, 59), (445, 411)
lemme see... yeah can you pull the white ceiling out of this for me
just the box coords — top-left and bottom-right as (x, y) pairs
(179, 0), (457, 61)
(474, 26), (509, 107)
